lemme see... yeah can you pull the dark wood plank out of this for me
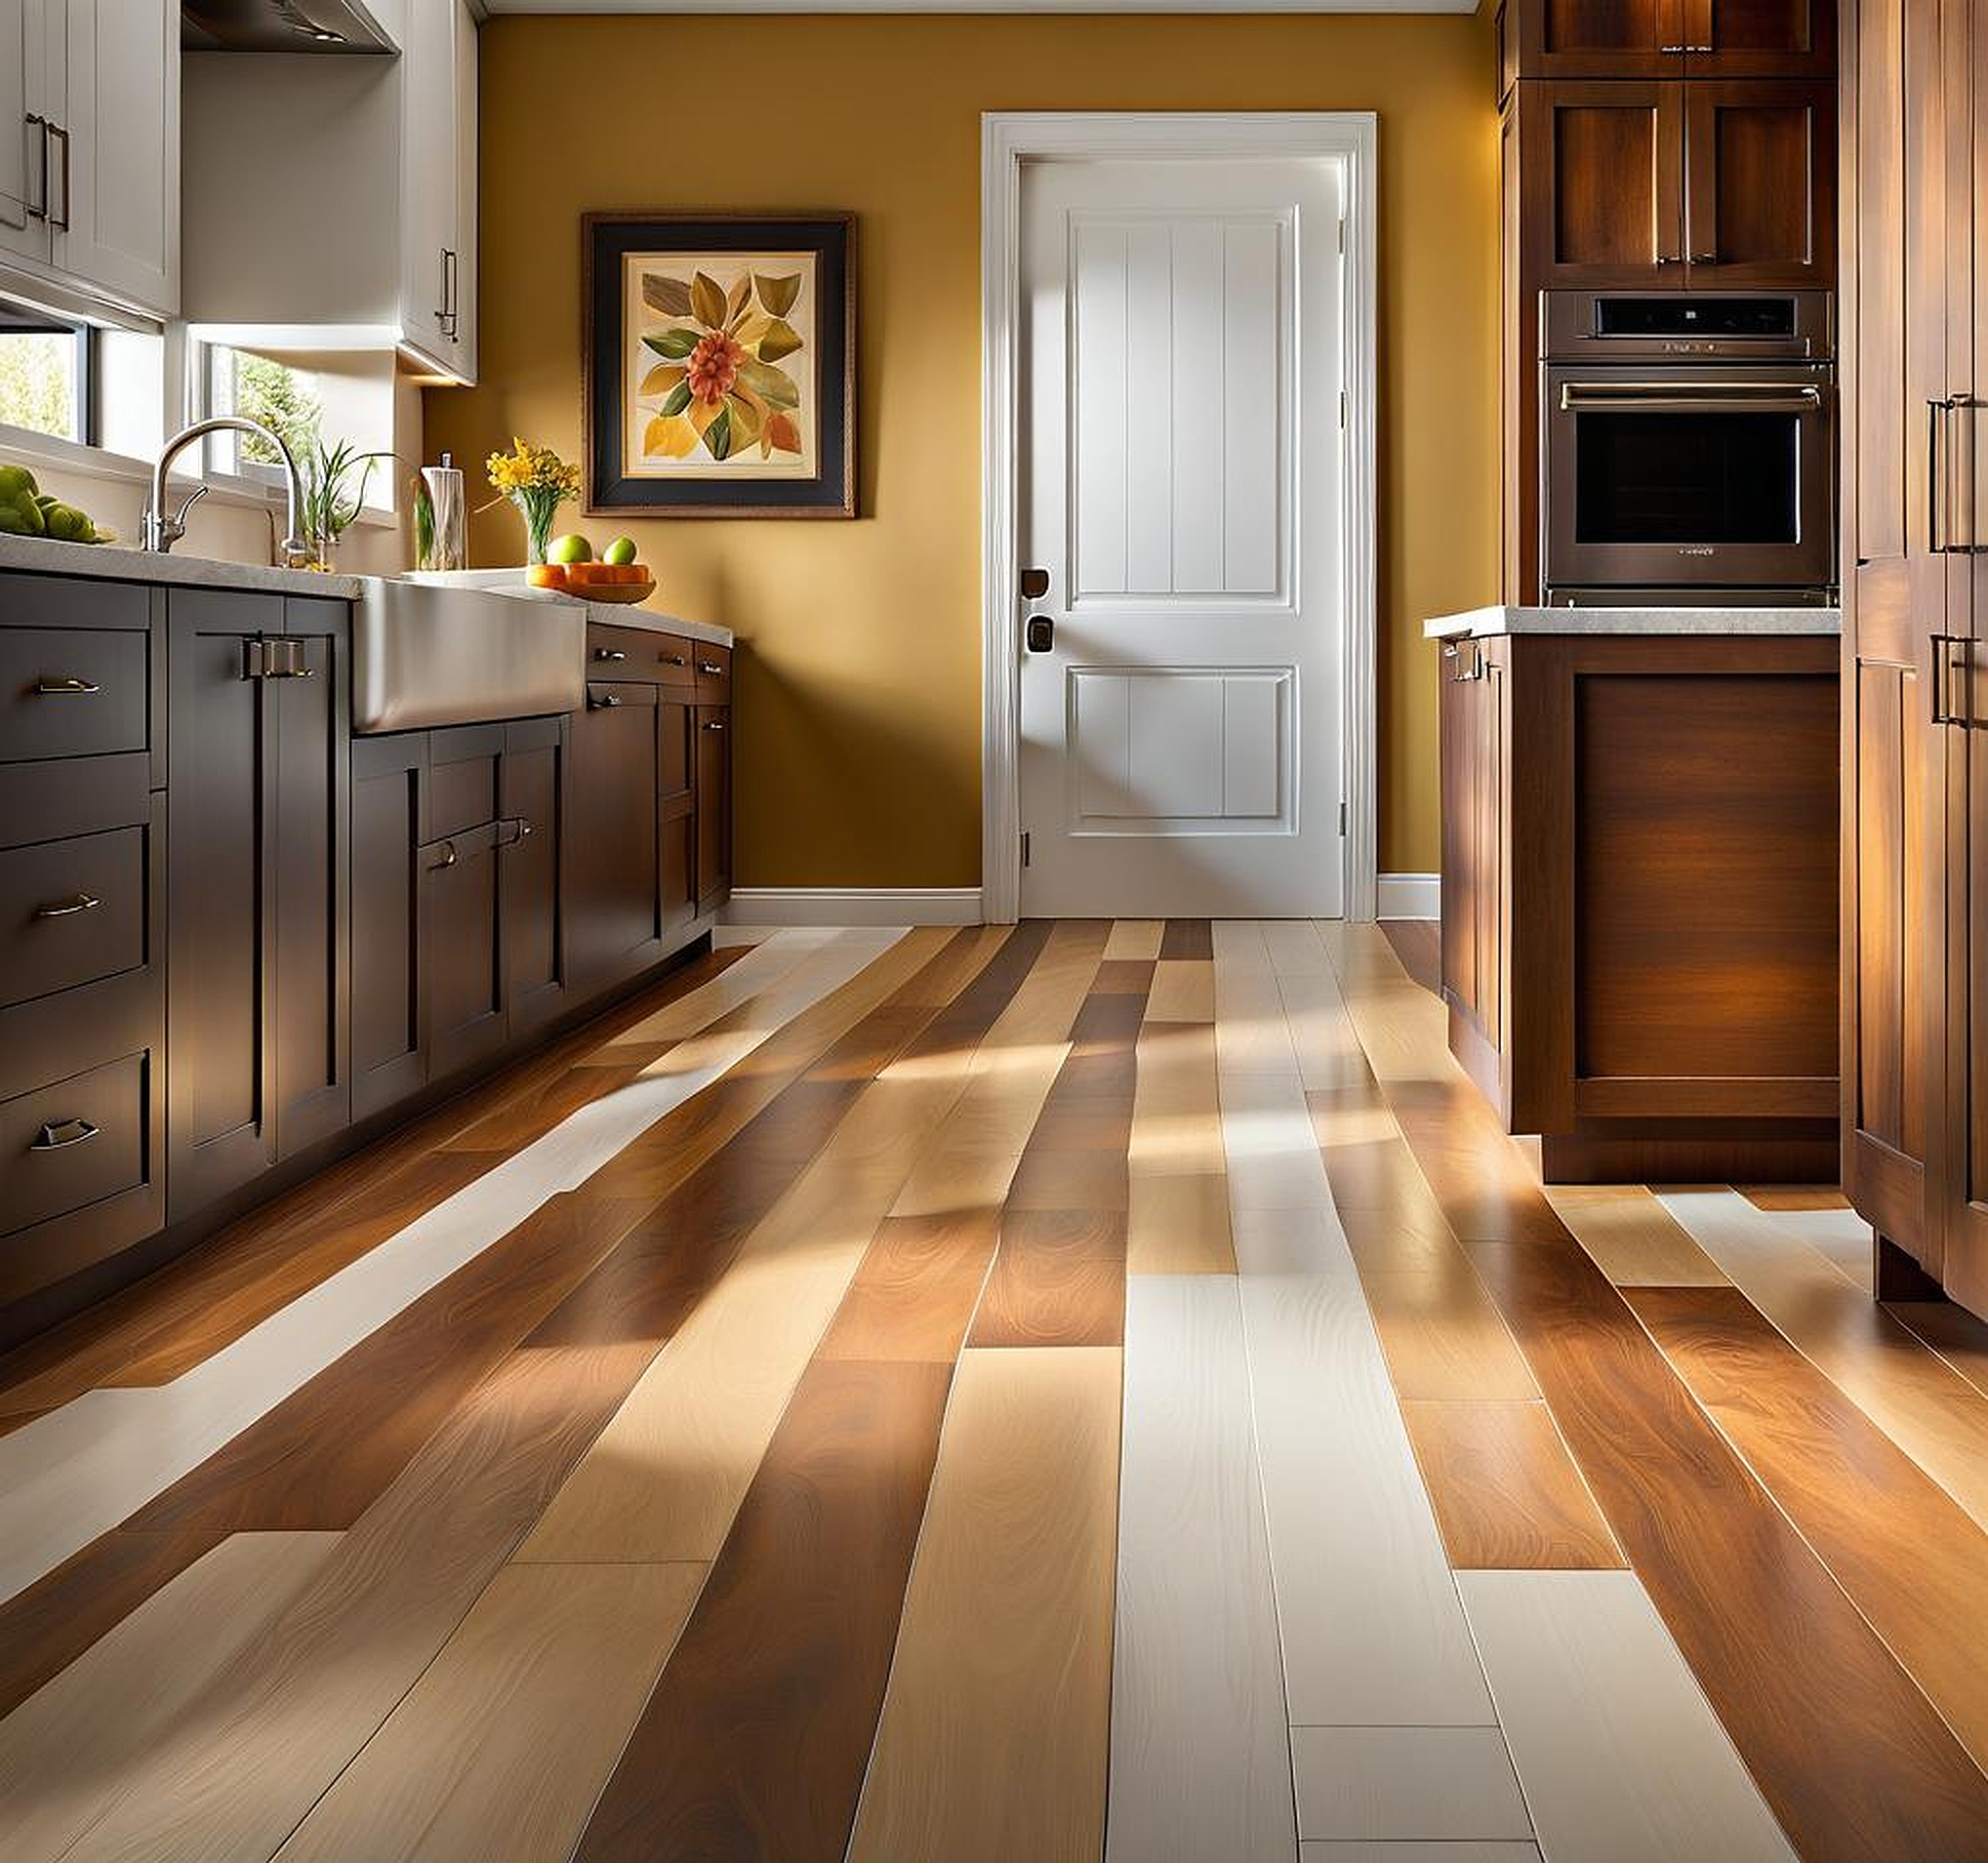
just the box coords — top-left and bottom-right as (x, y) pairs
(0, 1525), (224, 1720)
(968, 1210), (1127, 1349)
(571, 1357), (953, 1863)
(1092, 958), (1156, 994)
(1629, 1283), (1988, 1771)
(1159, 918), (1213, 960)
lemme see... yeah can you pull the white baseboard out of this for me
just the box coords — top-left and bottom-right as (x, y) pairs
(1377, 872), (1440, 920)
(721, 887), (986, 928)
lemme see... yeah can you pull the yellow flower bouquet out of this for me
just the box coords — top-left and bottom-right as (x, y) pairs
(487, 438), (584, 564)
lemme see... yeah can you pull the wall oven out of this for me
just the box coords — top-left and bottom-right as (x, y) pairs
(1541, 292), (1837, 603)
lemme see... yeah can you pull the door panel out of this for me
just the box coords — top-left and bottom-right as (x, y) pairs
(350, 732), (426, 1119)
(1522, 83), (1684, 284)
(502, 721), (566, 1035)
(569, 684), (663, 984)
(1688, 0), (1838, 74)
(1684, 81), (1836, 284)
(1019, 156), (1344, 916)
(695, 707), (730, 911)
(1517, 0), (1683, 77)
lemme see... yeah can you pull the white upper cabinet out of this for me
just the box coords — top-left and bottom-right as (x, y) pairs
(181, 0), (478, 383)
(0, 0), (176, 316)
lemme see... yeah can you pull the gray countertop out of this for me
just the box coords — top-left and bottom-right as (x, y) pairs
(1425, 603), (1842, 640)
(403, 570), (734, 646)
(0, 532), (367, 598)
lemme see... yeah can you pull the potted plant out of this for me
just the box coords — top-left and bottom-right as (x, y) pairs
(296, 437), (394, 572)
(485, 438), (584, 566)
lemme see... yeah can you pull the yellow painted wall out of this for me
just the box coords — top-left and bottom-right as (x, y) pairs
(427, 12), (1500, 888)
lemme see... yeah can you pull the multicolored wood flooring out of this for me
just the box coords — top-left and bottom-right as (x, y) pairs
(4, 918), (1988, 1860)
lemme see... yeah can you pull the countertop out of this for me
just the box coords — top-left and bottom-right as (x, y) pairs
(405, 570), (735, 646)
(1425, 603), (1842, 640)
(0, 532), (367, 598)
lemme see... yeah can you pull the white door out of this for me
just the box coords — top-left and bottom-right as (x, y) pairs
(1018, 155), (1346, 918)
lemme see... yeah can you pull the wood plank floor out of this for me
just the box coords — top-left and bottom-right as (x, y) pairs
(5, 919), (1988, 1862)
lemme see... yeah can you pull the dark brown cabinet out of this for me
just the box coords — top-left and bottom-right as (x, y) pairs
(696, 708), (732, 912)
(569, 682), (665, 987)
(1502, 0), (1835, 79)
(350, 718), (572, 1115)
(1842, 0), (1988, 1318)
(1440, 628), (1840, 1183)
(165, 590), (349, 1219)
(1515, 77), (1832, 288)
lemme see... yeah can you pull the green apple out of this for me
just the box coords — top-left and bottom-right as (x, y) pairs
(548, 533), (593, 565)
(603, 535), (637, 566)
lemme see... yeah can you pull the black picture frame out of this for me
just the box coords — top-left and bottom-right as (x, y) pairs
(583, 211), (856, 519)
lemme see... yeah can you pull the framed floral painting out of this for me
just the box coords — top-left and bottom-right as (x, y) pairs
(583, 212), (855, 518)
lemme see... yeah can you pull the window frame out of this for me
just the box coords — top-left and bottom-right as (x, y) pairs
(0, 299), (96, 450)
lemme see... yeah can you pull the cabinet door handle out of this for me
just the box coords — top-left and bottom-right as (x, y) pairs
(1929, 398), (1953, 554)
(698, 661), (724, 676)
(589, 691), (622, 709)
(593, 647), (628, 662)
(34, 674), (101, 695)
(664, 652), (687, 667)
(45, 120), (68, 231)
(23, 113), (47, 221)
(31, 1117), (99, 1152)
(33, 893), (101, 919)
(703, 718), (726, 732)
(1931, 634), (1971, 728)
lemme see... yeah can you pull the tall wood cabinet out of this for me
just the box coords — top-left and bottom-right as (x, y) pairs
(1496, 0), (1838, 597)
(1842, 0), (1988, 1316)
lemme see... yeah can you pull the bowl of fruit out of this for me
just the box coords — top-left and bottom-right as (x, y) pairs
(526, 534), (654, 604)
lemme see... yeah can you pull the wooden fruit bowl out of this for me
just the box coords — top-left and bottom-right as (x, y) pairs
(583, 579), (657, 605)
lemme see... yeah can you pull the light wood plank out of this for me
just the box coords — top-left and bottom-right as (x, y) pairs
(1106, 919), (1166, 961)
(1127, 1173), (1236, 1274)
(1545, 1186), (1732, 1288)
(888, 1147), (1023, 1220)
(0, 1532), (340, 1863)
(1360, 1265), (1542, 1401)
(1130, 1021), (1226, 1178)
(1300, 1844), (1539, 1862)
(1891, 1298), (1988, 1405)
(275, 1562), (705, 1863)
(1400, 1399), (1625, 1570)
(1458, 1569), (1798, 1862)
(848, 1348), (1120, 1863)
(1291, 1726), (1531, 1843)
(1146, 960), (1215, 1024)
(1757, 1201), (1876, 1291)
(1660, 1190), (1988, 1532)
(1108, 1276), (1295, 1861)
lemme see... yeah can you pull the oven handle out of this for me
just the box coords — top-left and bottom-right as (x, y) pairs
(1558, 382), (1825, 415)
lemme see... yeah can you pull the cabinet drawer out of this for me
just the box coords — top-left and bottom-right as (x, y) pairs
(0, 1052), (146, 1239)
(0, 628), (150, 761)
(692, 643), (732, 704)
(587, 622), (698, 686)
(0, 828), (146, 1009)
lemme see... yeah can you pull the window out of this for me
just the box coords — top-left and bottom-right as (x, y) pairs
(205, 344), (323, 476)
(0, 302), (92, 446)
(195, 340), (397, 515)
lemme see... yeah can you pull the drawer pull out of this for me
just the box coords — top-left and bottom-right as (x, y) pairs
(593, 648), (628, 662)
(703, 718), (726, 732)
(664, 653), (687, 667)
(31, 1117), (100, 1152)
(698, 661), (724, 676)
(590, 692), (623, 709)
(34, 675), (101, 695)
(33, 893), (101, 920)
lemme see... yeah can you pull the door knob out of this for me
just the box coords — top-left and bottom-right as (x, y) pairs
(1026, 615), (1054, 654)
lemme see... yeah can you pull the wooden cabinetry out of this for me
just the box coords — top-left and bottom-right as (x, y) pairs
(1503, 0), (1835, 80)
(1440, 628), (1840, 1182)
(0, 0), (179, 314)
(1842, 0), (1988, 1317)
(164, 589), (349, 1218)
(569, 682), (665, 988)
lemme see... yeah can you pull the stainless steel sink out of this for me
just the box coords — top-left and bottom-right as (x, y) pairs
(352, 578), (586, 734)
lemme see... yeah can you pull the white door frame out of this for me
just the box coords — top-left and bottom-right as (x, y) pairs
(981, 109), (1379, 925)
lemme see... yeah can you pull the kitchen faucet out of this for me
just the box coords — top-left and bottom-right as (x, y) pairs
(141, 418), (311, 566)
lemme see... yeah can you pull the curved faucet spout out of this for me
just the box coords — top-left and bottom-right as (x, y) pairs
(142, 418), (311, 567)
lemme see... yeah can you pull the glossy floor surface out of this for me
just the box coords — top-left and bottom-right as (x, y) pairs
(3, 919), (1988, 1861)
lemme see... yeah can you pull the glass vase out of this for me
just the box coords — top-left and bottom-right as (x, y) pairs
(511, 487), (561, 566)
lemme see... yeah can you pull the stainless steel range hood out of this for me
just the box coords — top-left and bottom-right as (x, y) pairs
(183, 0), (396, 54)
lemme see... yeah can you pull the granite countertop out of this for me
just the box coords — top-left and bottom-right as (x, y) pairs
(0, 532), (368, 598)
(1425, 603), (1842, 640)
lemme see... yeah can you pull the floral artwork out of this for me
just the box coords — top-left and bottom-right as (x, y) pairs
(623, 255), (818, 478)
(584, 214), (854, 518)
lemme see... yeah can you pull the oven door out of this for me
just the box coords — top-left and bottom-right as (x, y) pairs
(1543, 367), (1835, 591)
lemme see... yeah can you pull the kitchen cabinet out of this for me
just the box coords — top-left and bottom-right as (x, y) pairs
(568, 682), (665, 988)
(350, 718), (570, 1114)
(165, 588), (349, 1218)
(696, 707), (732, 914)
(1514, 77), (1832, 288)
(1438, 623), (1840, 1182)
(1501, 0), (1835, 78)
(181, 0), (476, 381)
(1842, 0), (1988, 1318)
(0, 0), (179, 315)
